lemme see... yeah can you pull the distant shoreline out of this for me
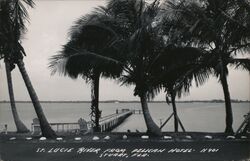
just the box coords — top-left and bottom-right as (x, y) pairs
(0, 100), (249, 103)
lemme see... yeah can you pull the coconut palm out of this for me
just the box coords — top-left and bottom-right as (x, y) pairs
(105, 0), (164, 136)
(161, 0), (250, 133)
(0, 0), (29, 133)
(0, 0), (56, 138)
(49, 8), (124, 132)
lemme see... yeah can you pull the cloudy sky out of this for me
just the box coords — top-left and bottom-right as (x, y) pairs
(0, 0), (249, 101)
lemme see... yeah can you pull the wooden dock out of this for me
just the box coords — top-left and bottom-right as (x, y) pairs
(99, 110), (132, 132)
(31, 109), (133, 134)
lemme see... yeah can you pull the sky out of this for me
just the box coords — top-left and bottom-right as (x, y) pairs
(0, 0), (249, 101)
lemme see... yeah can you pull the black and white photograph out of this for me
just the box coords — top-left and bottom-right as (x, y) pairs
(0, 0), (249, 160)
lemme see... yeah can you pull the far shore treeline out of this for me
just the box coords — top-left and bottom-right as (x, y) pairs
(1, 100), (250, 104)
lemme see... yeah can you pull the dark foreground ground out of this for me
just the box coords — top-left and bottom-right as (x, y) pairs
(0, 132), (249, 161)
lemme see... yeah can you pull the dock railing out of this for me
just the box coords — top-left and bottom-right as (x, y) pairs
(31, 118), (92, 134)
(50, 123), (80, 133)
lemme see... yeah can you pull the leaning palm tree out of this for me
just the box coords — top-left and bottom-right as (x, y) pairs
(106, 0), (163, 136)
(49, 8), (123, 132)
(161, 0), (250, 133)
(0, 0), (29, 133)
(0, 0), (56, 138)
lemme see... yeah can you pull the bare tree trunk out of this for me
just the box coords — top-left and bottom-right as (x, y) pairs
(17, 60), (56, 138)
(140, 92), (162, 136)
(90, 73), (101, 132)
(220, 67), (234, 133)
(5, 60), (29, 133)
(170, 89), (178, 132)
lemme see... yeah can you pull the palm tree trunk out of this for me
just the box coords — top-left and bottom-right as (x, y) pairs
(140, 92), (162, 136)
(16, 59), (56, 138)
(5, 60), (29, 133)
(220, 67), (234, 133)
(170, 89), (178, 132)
(91, 73), (101, 132)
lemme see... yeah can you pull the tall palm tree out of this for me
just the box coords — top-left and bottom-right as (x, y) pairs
(161, 0), (250, 133)
(106, 0), (163, 136)
(0, 0), (29, 133)
(49, 8), (123, 132)
(0, 0), (56, 138)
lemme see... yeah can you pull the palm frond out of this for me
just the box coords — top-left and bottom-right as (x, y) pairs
(49, 4), (126, 81)
(228, 58), (250, 71)
(48, 53), (68, 76)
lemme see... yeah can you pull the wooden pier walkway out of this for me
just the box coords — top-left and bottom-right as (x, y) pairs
(31, 109), (133, 134)
(99, 109), (132, 132)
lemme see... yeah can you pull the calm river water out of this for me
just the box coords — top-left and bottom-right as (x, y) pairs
(0, 102), (249, 132)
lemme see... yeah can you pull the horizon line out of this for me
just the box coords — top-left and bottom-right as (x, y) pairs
(0, 99), (249, 103)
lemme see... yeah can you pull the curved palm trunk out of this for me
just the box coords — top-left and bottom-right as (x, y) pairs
(170, 89), (178, 132)
(90, 73), (101, 132)
(17, 60), (56, 138)
(220, 67), (234, 133)
(140, 92), (162, 136)
(5, 60), (29, 133)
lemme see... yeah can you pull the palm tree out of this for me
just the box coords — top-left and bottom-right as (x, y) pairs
(106, 0), (163, 136)
(0, 0), (56, 138)
(0, 0), (29, 133)
(161, 0), (250, 133)
(49, 8), (123, 132)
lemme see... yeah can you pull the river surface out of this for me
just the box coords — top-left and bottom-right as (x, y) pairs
(0, 102), (249, 132)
